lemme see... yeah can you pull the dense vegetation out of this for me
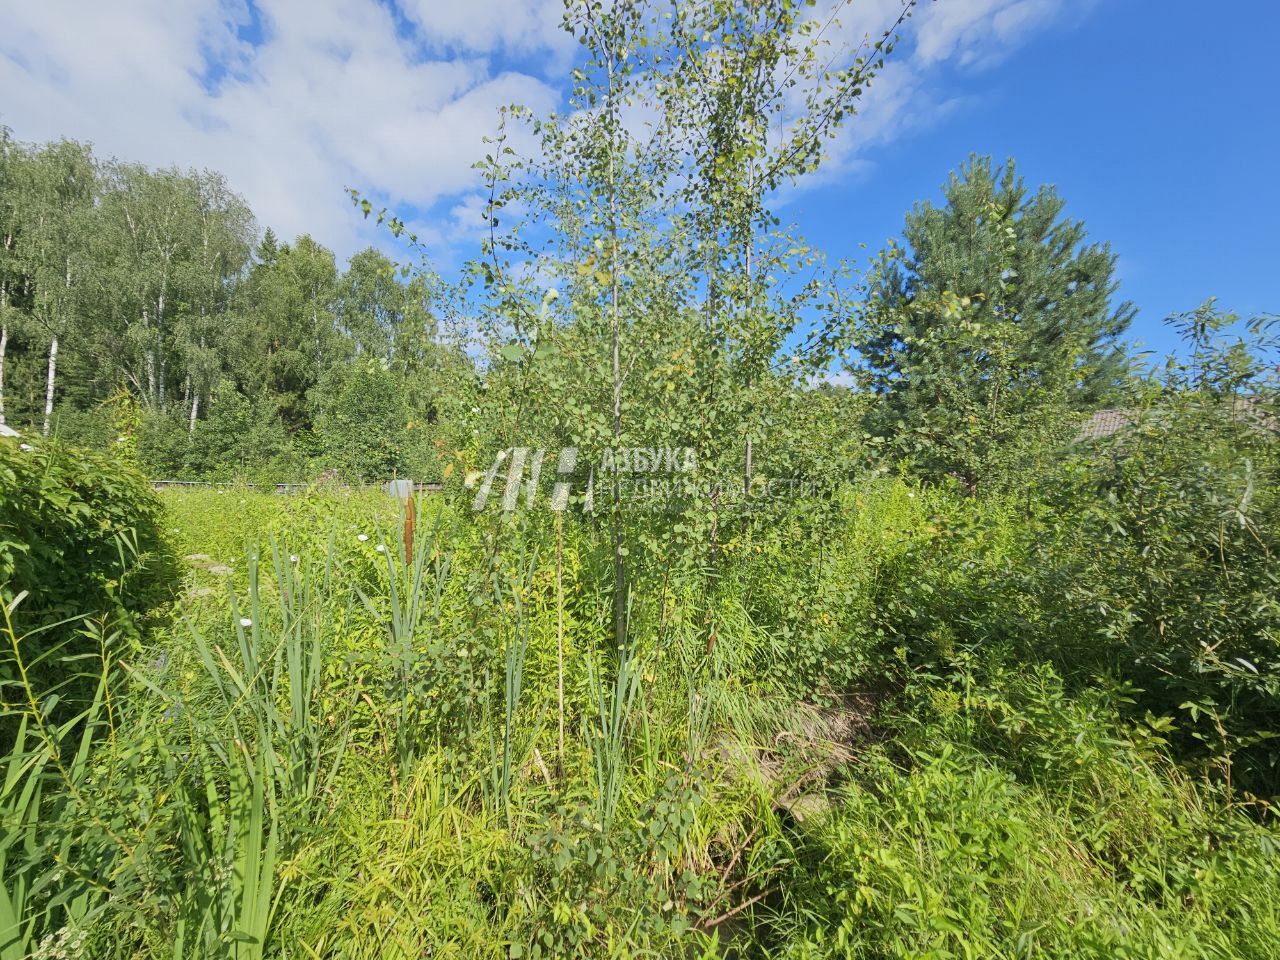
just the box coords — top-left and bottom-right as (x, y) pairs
(0, 440), (175, 724)
(2, 0), (1278, 957)
(0, 139), (470, 483)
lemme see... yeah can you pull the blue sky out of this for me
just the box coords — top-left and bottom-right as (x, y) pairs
(793, 0), (1280, 358)
(2, 0), (1276, 359)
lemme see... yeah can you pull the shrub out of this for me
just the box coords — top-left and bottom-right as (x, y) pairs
(772, 657), (1280, 959)
(1027, 391), (1280, 794)
(313, 361), (414, 482)
(0, 437), (177, 711)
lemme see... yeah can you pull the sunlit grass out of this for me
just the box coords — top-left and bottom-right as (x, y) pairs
(5, 484), (1279, 959)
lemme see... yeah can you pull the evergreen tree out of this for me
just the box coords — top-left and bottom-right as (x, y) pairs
(256, 226), (279, 265)
(848, 156), (1136, 489)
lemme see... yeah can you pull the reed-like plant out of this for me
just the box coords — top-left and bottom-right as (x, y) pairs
(483, 539), (539, 820)
(160, 533), (357, 956)
(351, 498), (454, 773)
(1, 593), (112, 960)
(168, 745), (278, 960)
(0, 715), (47, 960)
(586, 608), (642, 830)
(186, 539), (349, 809)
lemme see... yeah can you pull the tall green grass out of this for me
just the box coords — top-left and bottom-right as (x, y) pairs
(4, 484), (1279, 958)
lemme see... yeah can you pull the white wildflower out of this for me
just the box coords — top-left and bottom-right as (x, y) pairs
(239, 617), (253, 628)
(357, 534), (369, 542)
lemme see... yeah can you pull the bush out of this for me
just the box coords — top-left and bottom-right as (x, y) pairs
(1027, 392), (1280, 794)
(773, 657), (1280, 959)
(849, 385), (1280, 794)
(313, 361), (413, 482)
(0, 437), (177, 713)
(134, 385), (311, 483)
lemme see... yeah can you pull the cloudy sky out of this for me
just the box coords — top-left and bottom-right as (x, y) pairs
(3, 0), (1277, 352)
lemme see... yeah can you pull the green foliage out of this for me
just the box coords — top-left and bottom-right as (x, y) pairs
(5, 468), (1280, 958)
(1017, 309), (1280, 793)
(136, 385), (305, 483)
(0, 438), (176, 708)
(846, 156), (1135, 490)
(775, 661), (1280, 959)
(4, 2), (1280, 957)
(520, 778), (709, 957)
(312, 360), (416, 482)
(726, 477), (929, 696)
(0, 132), (474, 485)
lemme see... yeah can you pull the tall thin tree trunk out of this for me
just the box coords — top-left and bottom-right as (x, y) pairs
(608, 65), (627, 655)
(157, 294), (166, 409)
(556, 512), (566, 773)
(189, 384), (200, 434)
(44, 260), (72, 437)
(0, 271), (7, 424)
(43, 335), (58, 436)
(0, 320), (7, 426)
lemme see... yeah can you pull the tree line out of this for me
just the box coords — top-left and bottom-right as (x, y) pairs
(0, 131), (471, 481)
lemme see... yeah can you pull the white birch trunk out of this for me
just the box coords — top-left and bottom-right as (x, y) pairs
(0, 321), (7, 426)
(156, 293), (166, 408)
(43, 335), (58, 436)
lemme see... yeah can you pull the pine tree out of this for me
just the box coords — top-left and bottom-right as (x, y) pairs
(849, 155), (1136, 489)
(256, 226), (278, 265)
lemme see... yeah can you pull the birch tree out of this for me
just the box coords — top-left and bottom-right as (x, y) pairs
(176, 172), (253, 432)
(418, 0), (916, 649)
(0, 129), (26, 426)
(22, 141), (95, 435)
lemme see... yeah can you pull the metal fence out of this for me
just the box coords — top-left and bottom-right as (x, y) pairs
(150, 480), (443, 495)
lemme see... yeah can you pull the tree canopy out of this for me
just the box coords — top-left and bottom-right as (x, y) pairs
(843, 155), (1136, 489)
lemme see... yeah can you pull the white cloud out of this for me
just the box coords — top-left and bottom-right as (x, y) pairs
(397, 0), (572, 56)
(914, 0), (1084, 69)
(762, 0), (1082, 198)
(0, 0), (561, 263)
(0, 0), (1090, 264)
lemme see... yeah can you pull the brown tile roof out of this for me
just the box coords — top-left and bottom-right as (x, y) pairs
(1076, 408), (1138, 440)
(1076, 397), (1277, 442)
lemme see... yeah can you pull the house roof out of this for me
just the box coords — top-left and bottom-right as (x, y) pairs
(1076, 396), (1277, 442)
(1076, 408), (1137, 440)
